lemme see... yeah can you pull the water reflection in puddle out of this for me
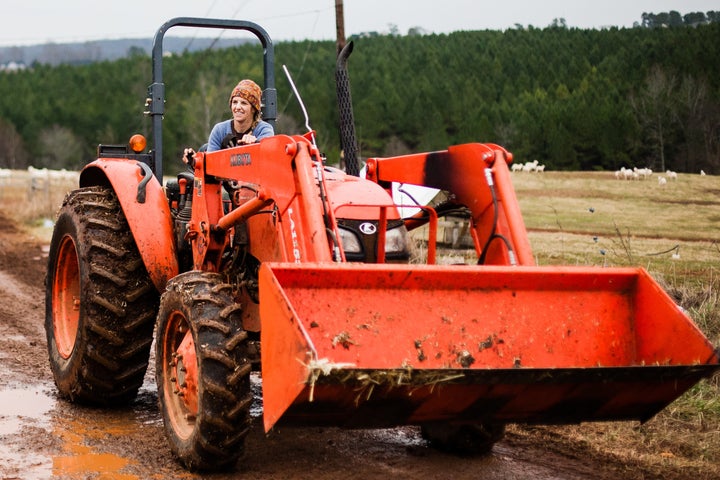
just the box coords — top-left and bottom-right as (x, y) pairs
(0, 383), (164, 479)
(0, 385), (56, 478)
(0, 385), (55, 435)
(49, 388), (163, 479)
(52, 420), (139, 480)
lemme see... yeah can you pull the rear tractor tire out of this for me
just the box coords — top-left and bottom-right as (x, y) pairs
(45, 186), (159, 405)
(421, 422), (505, 456)
(155, 271), (253, 471)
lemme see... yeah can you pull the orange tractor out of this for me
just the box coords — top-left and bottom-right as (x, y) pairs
(45, 18), (719, 471)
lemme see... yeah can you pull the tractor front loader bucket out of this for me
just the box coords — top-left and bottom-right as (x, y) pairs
(259, 263), (720, 432)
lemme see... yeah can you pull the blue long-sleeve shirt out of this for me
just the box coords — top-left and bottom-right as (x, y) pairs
(207, 119), (274, 152)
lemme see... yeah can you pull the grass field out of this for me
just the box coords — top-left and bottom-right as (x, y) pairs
(1, 166), (719, 477)
(509, 169), (720, 478)
(515, 170), (718, 266)
(0, 168), (78, 231)
(512, 170), (720, 343)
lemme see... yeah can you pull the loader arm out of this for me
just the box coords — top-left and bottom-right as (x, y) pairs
(366, 143), (534, 266)
(187, 135), (341, 270)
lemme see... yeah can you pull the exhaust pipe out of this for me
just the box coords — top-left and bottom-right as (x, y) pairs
(335, 41), (360, 176)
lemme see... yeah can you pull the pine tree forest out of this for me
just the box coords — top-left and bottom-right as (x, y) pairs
(0, 15), (718, 175)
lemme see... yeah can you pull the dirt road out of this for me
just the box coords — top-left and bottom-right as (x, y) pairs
(0, 211), (706, 479)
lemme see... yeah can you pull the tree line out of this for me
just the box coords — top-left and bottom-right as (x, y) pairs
(639, 10), (720, 28)
(0, 14), (718, 175)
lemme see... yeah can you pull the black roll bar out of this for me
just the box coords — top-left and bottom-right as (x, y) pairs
(146, 17), (277, 179)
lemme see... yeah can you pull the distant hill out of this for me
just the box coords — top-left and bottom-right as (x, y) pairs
(0, 36), (254, 67)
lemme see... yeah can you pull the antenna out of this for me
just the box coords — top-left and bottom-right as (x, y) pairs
(282, 64), (316, 146)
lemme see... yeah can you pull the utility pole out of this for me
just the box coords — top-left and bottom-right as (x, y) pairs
(335, 0), (346, 56)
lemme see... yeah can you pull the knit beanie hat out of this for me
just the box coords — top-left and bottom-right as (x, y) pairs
(229, 79), (262, 112)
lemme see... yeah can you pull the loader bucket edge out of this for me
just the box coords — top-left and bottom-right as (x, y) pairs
(259, 263), (720, 431)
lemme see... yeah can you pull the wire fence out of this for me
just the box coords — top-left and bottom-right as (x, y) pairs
(0, 167), (79, 223)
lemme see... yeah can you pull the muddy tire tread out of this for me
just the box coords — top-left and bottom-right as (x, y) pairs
(45, 186), (158, 406)
(156, 272), (253, 471)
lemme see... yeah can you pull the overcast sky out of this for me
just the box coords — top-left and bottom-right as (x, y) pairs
(1, 0), (717, 47)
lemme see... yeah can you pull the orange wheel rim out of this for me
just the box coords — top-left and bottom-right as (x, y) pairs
(52, 235), (80, 359)
(162, 311), (199, 439)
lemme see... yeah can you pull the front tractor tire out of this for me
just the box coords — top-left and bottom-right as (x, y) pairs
(45, 186), (159, 405)
(421, 422), (505, 456)
(155, 271), (253, 471)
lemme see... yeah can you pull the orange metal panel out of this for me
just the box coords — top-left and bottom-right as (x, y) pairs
(259, 264), (315, 431)
(367, 143), (534, 266)
(490, 151), (535, 265)
(80, 159), (178, 291)
(203, 136), (334, 264)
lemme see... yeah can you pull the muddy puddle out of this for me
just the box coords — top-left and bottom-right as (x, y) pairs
(0, 381), (163, 480)
(0, 385), (55, 436)
(3, 373), (684, 480)
(0, 373), (594, 480)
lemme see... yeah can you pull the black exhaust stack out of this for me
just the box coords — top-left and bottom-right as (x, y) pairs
(335, 41), (360, 176)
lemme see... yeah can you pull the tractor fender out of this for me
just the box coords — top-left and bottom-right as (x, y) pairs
(80, 159), (179, 292)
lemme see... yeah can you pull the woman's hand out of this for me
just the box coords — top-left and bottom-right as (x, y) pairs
(239, 133), (256, 144)
(182, 148), (196, 166)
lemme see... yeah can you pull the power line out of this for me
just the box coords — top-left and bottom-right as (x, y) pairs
(183, 0), (251, 52)
(279, 10), (323, 117)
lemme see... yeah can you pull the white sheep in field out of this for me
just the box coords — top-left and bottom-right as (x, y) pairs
(52, 168), (79, 181)
(511, 163), (523, 172)
(634, 167), (652, 180)
(658, 176), (667, 186)
(701, 170), (706, 176)
(0, 169), (10, 191)
(616, 167), (635, 180)
(522, 159), (539, 172)
(665, 170), (678, 181)
(27, 166), (50, 192)
(27, 165), (78, 182)
(535, 164), (546, 172)
(28, 165), (50, 178)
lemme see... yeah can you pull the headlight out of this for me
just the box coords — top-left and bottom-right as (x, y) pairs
(385, 225), (408, 253)
(338, 227), (362, 253)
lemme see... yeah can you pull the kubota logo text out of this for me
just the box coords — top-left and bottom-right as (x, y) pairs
(230, 153), (252, 166)
(288, 207), (301, 263)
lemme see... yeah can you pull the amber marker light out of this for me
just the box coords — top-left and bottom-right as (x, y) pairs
(129, 134), (147, 153)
